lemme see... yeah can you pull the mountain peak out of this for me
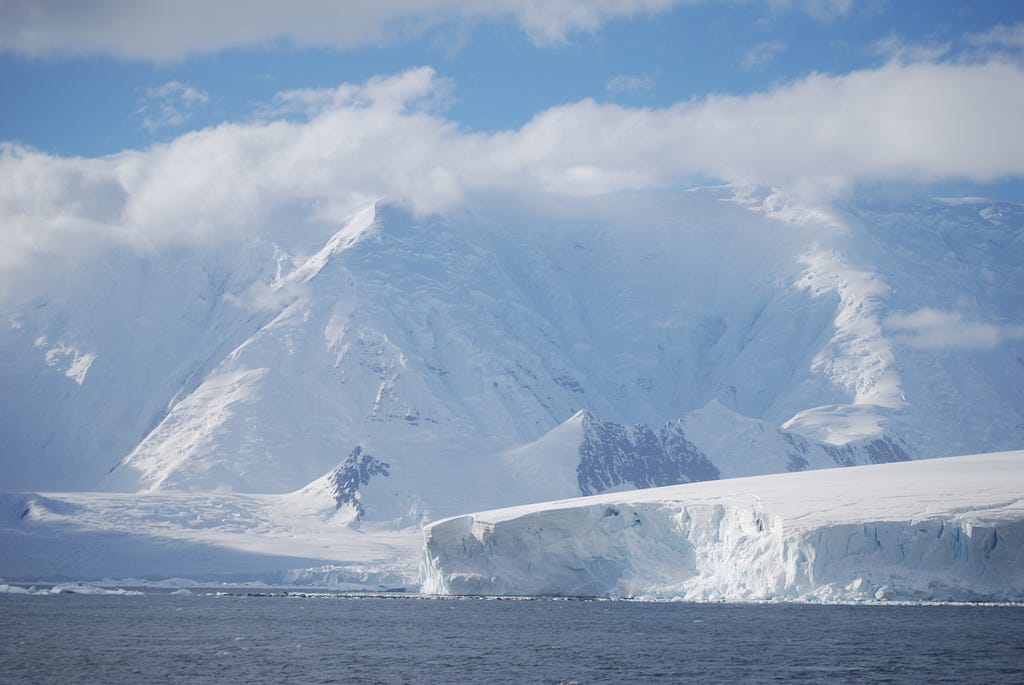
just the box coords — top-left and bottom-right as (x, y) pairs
(288, 445), (391, 526)
(289, 203), (379, 284)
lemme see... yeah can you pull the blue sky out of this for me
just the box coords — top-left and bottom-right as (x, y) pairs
(2, 1), (1022, 160)
(2, 1), (1024, 298)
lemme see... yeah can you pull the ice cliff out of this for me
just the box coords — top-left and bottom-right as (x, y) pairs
(422, 451), (1024, 602)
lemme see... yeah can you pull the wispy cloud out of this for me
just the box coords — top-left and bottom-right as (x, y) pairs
(137, 81), (209, 132)
(869, 33), (950, 64)
(966, 21), (1024, 50)
(794, 0), (854, 22)
(606, 74), (656, 95)
(883, 309), (1024, 350)
(741, 40), (786, 70)
(266, 69), (454, 119)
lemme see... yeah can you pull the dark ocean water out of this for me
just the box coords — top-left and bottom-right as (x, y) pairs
(1, 593), (1022, 684)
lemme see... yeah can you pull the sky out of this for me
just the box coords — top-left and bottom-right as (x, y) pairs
(3, 1), (1024, 158)
(1, 0), (1024, 297)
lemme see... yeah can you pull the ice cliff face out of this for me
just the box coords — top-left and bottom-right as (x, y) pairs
(422, 451), (1024, 602)
(1, 188), (1022, 525)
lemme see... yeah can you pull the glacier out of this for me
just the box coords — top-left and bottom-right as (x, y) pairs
(422, 451), (1024, 602)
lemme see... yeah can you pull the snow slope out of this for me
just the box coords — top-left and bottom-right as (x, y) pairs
(0, 489), (421, 588)
(422, 451), (1024, 601)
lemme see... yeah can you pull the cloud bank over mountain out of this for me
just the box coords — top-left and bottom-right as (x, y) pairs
(3, 57), (1023, 301)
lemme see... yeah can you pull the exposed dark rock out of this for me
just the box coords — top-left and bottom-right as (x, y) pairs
(576, 408), (911, 497)
(577, 413), (720, 496)
(325, 446), (390, 518)
(822, 436), (912, 466)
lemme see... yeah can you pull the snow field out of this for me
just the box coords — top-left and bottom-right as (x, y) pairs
(0, 491), (422, 588)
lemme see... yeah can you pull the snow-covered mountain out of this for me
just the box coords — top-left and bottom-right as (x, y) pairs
(1, 187), (1023, 526)
(502, 403), (910, 504)
(423, 450), (1024, 601)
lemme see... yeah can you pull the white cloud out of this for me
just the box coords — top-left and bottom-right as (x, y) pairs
(502, 0), (680, 44)
(741, 40), (786, 70)
(503, 59), (1024, 195)
(267, 69), (454, 119)
(883, 309), (1024, 350)
(0, 0), (873, 61)
(0, 0), (680, 61)
(2, 60), (1024, 300)
(138, 81), (209, 132)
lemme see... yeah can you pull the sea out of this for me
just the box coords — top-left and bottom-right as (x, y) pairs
(1, 592), (1022, 684)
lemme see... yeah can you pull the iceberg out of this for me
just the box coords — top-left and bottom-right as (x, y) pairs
(422, 451), (1024, 602)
